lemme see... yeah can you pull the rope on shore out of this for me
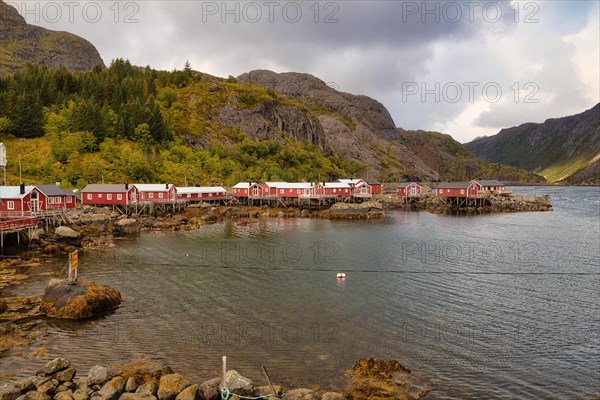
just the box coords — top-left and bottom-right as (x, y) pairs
(220, 387), (281, 400)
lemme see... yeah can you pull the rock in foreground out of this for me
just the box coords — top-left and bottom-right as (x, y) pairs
(345, 358), (429, 400)
(40, 279), (121, 319)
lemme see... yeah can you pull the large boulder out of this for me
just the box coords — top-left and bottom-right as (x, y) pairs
(114, 219), (140, 234)
(21, 392), (51, 400)
(156, 375), (190, 400)
(53, 368), (77, 383)
(0, 383), (21, 400)
(36, 358), (71, 376)
(119, 394), (156, 400)
(97, 377), (126, 400)
(198, 378), (220, 400)
(174, 385), (196, 400)
(40, 279), (121, 319)
(224, 370), (253, 397)
(135, 382), (158, 397)
(283, 389), (318, 400)
(54, 390), (74, 400)
(55, 227), (82, 238)
(87, 365), (111, 386)
(345, 358), (428, 400)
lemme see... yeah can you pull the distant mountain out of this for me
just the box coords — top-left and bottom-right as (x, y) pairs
(464, 104), (600, 184)
(0, 0), (105, 76)
(235, 70), (433, 180)
(397, 129), (545, 182)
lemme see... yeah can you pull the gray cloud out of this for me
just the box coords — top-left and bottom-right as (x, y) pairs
(12, 0), (600, 142)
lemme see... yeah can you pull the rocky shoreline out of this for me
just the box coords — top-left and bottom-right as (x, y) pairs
(0, 357), (429, 400)
(2, 191), (552, 257)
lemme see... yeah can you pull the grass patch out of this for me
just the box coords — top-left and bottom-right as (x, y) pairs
(539, 152), (599, 182)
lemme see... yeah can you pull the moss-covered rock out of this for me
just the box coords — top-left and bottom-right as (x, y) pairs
(40, 279), (121, 319)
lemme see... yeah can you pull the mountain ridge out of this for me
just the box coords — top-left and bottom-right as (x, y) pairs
(0, 0), (105, 76)
(464, 104), (600, 183)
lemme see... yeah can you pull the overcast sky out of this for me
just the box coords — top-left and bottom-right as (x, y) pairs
(11, 0), (600, 142)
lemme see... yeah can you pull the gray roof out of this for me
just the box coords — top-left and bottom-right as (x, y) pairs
(474, 179), (505, 187)
(35, 185), (75, 196)
(365, 179), (381, 184)
(82, 184), (132, 193)
(436, 182), (472, 189)
(397, 182), (420, 188)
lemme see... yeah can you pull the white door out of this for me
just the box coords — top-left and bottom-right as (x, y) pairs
(30, 191), (39, 212)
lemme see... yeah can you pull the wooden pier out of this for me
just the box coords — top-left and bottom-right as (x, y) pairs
(0, 208), (71, 253)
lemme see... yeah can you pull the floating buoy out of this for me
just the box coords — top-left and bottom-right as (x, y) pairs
(336, 272), (346, 279)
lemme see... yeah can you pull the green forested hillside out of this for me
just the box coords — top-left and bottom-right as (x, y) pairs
(0, 61), (361, 187)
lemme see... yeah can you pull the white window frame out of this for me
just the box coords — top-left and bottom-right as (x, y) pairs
(87, 194), (92, 200)
(7, 201), (14, 210)
(107, 194), (113, 200)
(149, 193), (154, 199)
(117, 194), (123, 200)
(159, 193), (164, 199)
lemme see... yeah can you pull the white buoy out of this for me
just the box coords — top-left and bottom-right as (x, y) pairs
(336, 272), (346, 279)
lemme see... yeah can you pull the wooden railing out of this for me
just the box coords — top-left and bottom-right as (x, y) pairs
(0, 217), (38, 232)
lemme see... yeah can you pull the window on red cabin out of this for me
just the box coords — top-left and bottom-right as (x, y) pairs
(117, 194), (123, 200)
(149, 193), (154, 199)
(7, 201), (14, 210)
(107, 194), (112, 200)
(159, 193), (164, 199)
(87, 194), (92, 200)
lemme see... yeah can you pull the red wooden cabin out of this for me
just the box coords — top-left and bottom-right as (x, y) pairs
(135, 184), (178, 202)
(472, 180), (506, 194)
(0, 184), (45, 214)
(232, 182), (259, 198)
(365, 179), (383, 194)
(81, 183), (139, 205)
(275, 182), (314, 198)
(396, 182), (423, 197)
(34, 185), (77, 209)
(314, 182), (351, 197)
(261, 182), (287, 198)
(177, 187), (228, 201)
(353, 180), (373, 196)
(435, 182), (479, 198)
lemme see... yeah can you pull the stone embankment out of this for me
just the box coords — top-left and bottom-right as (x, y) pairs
(0, 358), (429, 400)
(381, 193), (552, 213)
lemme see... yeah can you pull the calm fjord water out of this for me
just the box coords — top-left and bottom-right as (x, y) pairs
(4, 186), (599, 399)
